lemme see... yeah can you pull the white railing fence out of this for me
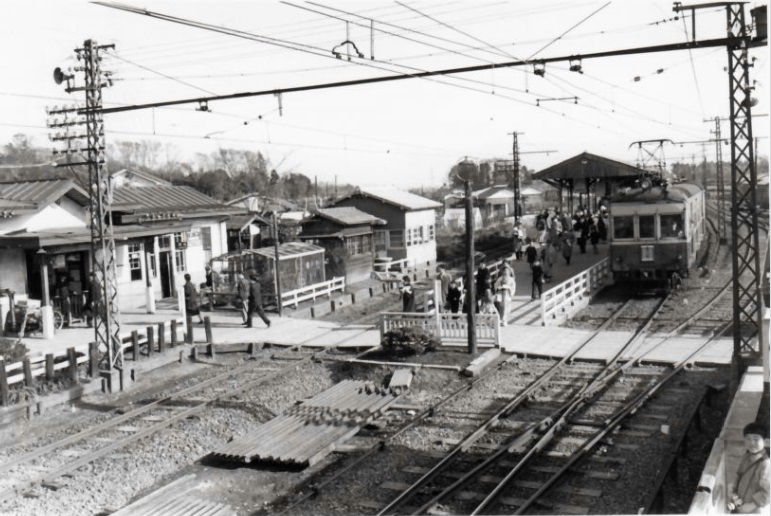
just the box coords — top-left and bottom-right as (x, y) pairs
(380, 311), (500, 348)
(541, 258), (610, 325)
(281, 276), (345, 309)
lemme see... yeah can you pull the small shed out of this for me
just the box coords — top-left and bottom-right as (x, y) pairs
(210, 242), (326, 305)
(299, 207), (385, 284)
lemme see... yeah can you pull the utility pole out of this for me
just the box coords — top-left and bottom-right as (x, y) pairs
(464, 176), (477, 356)
(49, 40), (122, 371)
(509, 131), (522, 226)
(272, 212), (283, 317)
(508, 132), (557, 224)
(709, 117), (727, 244)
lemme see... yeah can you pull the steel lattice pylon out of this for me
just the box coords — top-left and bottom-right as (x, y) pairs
(80, 40), (123, 370)
(726, 5), (763, 359)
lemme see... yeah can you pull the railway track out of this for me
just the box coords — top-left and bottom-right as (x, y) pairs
(0, 345), (328, 509)
(270, 290), (723, 515)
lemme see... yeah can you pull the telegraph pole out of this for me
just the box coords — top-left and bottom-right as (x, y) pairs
(508, 132), (557, 224)
(711, 117), (727, 244)
(49, 40), (122, 371)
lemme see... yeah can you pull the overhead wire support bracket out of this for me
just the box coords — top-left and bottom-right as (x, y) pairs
(332, 39), (364, 60)
(536, 96), (578, 106)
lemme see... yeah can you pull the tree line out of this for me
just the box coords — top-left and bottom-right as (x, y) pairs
(0, 134), (349, 206)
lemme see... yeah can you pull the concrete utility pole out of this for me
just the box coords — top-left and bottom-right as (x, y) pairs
(49, 40), (122, 371)
(509, 131), (522, 226)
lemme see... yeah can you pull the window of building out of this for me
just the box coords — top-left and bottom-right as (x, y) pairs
(641, 245), (654, 262)
(201, 227), (212, 250)
(428, 224), (435, 241)
(390, 230), (404, 248)
(128, 243), (143, 281)
(374, 230), (388, 251)
(405, 228), (413, 247)
(417, 226), (424, 244)
(613, 216), (634, 239)
(173, 232), (186, 271)
(639, 215), (655, 239)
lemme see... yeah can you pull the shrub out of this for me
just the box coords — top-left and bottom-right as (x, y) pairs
(0, 338), (28, 364)
(382, 326), (439, 357)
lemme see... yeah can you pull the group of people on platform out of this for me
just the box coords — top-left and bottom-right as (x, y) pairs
(183, 265), (271, 329)
(400, 261), (517, 327)
(397, 207), (610, 325)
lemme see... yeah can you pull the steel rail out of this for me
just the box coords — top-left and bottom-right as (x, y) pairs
(0, 345), (327, 502)
(507, 320), (732, 515)
(377, 299), (648, 515)
(409, 296), (669, 516)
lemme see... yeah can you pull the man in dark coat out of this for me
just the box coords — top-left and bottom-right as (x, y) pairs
(475, 259), (490, 311)
(245, 273), (271, 328)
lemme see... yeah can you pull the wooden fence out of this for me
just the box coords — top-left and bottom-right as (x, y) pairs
(0, 316), (185, 406)
(380, 311), (500, 348)
(281, 277), (345, 309)
(541, 258), (610, 325)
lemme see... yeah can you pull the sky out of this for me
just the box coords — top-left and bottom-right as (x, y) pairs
(2, 0), (769, 188)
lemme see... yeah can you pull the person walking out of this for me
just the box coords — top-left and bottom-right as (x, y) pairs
(236, 271), (251, 323)
(183, 274), (205, 324)
(400, 276), (416, 312)
(245, 273), (271, 328)
(531, 258), (544, 300)
(436, 265), (452, 311)
(727, 422), (770, 513)
(494, 267), (516, 326)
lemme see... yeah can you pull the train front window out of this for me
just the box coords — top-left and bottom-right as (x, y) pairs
(639, 215), (655, 239)
(613, 216), (634, 239)
(660, 214), (684, 239)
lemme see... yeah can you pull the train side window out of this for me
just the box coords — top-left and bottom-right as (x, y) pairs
(661, 214), (684, 238)
(639, 215), (655, 239)
(613, 216), (634, 239)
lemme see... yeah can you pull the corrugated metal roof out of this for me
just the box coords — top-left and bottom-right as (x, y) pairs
(300, 226), (373, 239)
(212, 241), (324, 262)
(336, 187), (441, 211)
(313, 207), (384, 226)
(111, 185), (237, 215)
(0, 179), (89, 208)
(532, 152), (644, 181)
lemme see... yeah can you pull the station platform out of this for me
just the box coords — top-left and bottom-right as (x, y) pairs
(14, 239), (732, 367)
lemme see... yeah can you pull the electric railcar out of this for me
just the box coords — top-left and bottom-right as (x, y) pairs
(609, 181), (705, 285)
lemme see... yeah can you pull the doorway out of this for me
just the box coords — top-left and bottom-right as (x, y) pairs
(159, 251), (173, 298)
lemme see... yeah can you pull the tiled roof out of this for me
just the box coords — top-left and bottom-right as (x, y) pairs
(337, 187), (441, 211)
(313, 207), (384, 226)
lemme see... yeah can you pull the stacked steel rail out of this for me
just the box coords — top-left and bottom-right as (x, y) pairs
(209, 380), (401, 467)
(0, 345), (323, 507)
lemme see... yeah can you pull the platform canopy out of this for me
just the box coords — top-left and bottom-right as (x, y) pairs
(532, 152), (645, 190)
